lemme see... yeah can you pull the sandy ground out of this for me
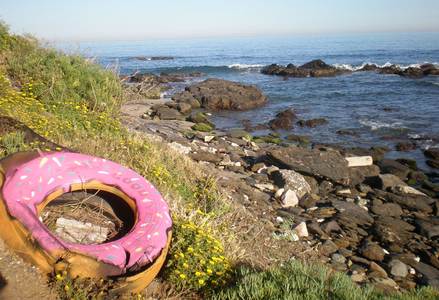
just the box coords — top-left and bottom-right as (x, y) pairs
(0, 239), (56, 300)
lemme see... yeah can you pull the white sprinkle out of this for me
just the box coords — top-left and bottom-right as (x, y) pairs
(38, 176), (43, 183)
(131, 178), (140, 181)
(135, 247), (143, 252)
(23, 197), (31, 201)
(111, 245), (119, 249)
(73, 161), (82, 166)
(52, 157), (62, 167)
(20, 175), (28, 180)
(39, 157), (48, 168)
(156, 212), (163, 218)
(147, 234), (151, 239)
(142, 198), (152, 203)
(47, 178), (54, 185)
(97, 171), (109, 175)
(31, 191), (35, 198)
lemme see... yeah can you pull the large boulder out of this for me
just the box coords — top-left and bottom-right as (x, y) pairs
(172, 79), (267, 111)
(267, 146), (350, 184)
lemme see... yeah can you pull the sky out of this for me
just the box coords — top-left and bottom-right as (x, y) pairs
(0, 0), (438, 41)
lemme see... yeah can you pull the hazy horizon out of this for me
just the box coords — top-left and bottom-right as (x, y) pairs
(1, 0), (439, 42)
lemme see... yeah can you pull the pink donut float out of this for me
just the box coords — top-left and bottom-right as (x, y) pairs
(1, 151), (172, 275)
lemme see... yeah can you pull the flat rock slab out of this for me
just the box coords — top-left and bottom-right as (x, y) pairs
(268, 146), (349, 184)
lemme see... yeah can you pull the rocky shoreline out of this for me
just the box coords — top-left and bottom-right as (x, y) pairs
(121, 72), (439, 292)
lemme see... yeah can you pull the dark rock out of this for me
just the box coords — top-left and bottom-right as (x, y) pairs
(373, 190), (433, 213)
(371, 203), (403, 217)
(321, 220), (345, 235)
(416, 219), (439, 239)
(152, 105), (185, 120)
(172, 90), (201, 108)
(187, 112), (214, 126)
(320, 240), (339, 256)
(262, 59), (348, 78)
(331, 199), (374, 226)
(228, 129), (252, 140)
(396, 158), (418, 170)
(372, 174), (407, 190)
(351, 256), (371, 265)
(370, 261), (389, 278)
(299, 194), (318, 209)
(427, 159), (439, 169)
(402, 67), (425, 78)
(297, 118), (328, 128)
(285, 134), (310, 144)
(190, 151), (222, 163)
(307, 222), (327, 237)
(377, 159), (410, 180)
(348, 165), (380, 186)
(420, 63), (439, 76)
(379, 65), (402, 76)
(395, 141), (417, 152)
(358, 64), (380, 72)
(412, 262), (439, 289)
(360, 241), (386, 262)
(267, 146), (350, 184)
(268, 109), (296, 130)
(425, 148), (439, 160)
(336, 129), (358, 136)
(175, 79), (267, 111)
(300, 59), (333, 70)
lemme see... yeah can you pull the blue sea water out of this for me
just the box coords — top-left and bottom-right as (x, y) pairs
(57, 32), (439, 169)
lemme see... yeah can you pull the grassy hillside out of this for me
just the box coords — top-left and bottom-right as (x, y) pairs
(0, 22), (438, 299)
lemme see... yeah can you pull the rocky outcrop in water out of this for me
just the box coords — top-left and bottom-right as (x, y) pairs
(172, 78), (267, 111)
(262, 60), (439, 79)
(261, 59), (348, 78)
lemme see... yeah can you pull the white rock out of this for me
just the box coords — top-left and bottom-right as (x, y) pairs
(294, 222), (309, 237)
(204, 135), (215, 143)
(395, 185), (427, 196)
(55, 217), (109, 244)
(273, 169), (311, 198)
(276, 216), (284, 223)
(345, 156), (373, 167)
(168, 142), (192, 155)
(281, 189), (299, 208)
(337, 188), (351, 195)
(275, 188), (285, 199)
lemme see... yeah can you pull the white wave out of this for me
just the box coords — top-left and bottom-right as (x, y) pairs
(333, 61), (439, 71)
(228, 63), (264, 70)
(359, 119), (405, 131)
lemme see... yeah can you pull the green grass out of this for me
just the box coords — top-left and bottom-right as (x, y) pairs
(210, 260), (439, 300)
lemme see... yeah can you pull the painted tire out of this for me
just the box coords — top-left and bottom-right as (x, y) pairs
(0, 151), (172, 276)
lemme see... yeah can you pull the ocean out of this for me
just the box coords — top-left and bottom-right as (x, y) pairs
(57, 32), (439, 169)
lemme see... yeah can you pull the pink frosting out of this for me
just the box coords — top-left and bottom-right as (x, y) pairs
(1, 152), (172, 275)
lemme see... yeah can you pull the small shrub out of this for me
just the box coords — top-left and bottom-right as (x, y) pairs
(163, 220), (231, 292)
(192, 122), (213, 132)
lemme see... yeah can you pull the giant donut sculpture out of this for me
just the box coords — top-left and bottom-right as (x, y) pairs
(0, 151), (172, 294)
